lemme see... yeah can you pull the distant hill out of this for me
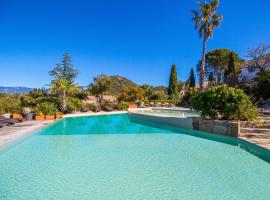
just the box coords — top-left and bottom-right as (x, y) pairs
(105, 75), (139, 96)
(91, 75), (139, 96)
(0, 86), (33, 94)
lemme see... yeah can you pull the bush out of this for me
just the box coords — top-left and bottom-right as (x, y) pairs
(35, 102), (58, 115)
(81, 103), (90, 112)
(182, 87), (198, 105)
(191, 85), (257, 121)
(101, 102), (114, 112)
(114, 101), (129, 110)
(0, 94), (22, 113)
(67, 97), (82, 112)
(252, 68), (270, 100)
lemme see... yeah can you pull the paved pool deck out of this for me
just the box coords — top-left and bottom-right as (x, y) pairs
(239, 132), (270, 150)
(0, 120), (53, 148)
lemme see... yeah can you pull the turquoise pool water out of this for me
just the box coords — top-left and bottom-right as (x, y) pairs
(137, 108), (200, 117)
(0, 114), (270, 200)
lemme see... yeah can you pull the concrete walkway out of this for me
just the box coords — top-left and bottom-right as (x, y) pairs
(0, 120), (53, 148)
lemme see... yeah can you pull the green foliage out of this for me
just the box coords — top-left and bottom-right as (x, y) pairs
(252, 68), (270, 100)
(88, 103), (98, 112)
(188, 68), (196, 87)
(101, 102), (114, 112)
(196, 49), (242, 84)
(91, 75), (138, 97)
(67, 97), (82, 112)
(191, 85), (257, 121)
(35, 102), (58, 115)
(224, 52), (241, 86)
(168, 64), (178, 96)
(114, 101), (129, 110)
(118, 86), (144, 102)
(51, 77), (79, 112)
(89, 75), (111, 99)
(49, 53), (78, 82)
(208, 72), (215, 87)
(0, 94), (22, 113)
(182, 87), (199, 104)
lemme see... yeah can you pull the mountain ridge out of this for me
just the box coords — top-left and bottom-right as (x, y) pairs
(0, 86), (34, 94)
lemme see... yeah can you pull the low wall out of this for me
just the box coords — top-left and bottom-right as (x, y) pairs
(192, 118), (240, 137)
(128, 112), (193, 130)
(128, 112), (240, 138)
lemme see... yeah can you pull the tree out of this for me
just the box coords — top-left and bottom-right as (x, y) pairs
(253, 68), (270, 100)
(49, 53), (78, 83)
(192, 0), (222, 90)
(247, 44), (270, 70)
(196, 48), (242, 84)
(188, 68), (196, 87)
(224, 52), (241, 86)
(89, 75), (111, 103)
(168, 64), (178, 96)
(118, 86), (144, 102)
(49, 53), (79, 112)
(208, 72), (215, 87)
(51, 78), (78, 112)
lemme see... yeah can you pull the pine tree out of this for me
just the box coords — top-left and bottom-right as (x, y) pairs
(168, 64), (178, 96)
(189, 68), (196, 87)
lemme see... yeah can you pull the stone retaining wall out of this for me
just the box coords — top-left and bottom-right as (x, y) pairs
(192, 118), (240, 137)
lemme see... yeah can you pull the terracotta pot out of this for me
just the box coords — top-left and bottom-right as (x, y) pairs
(12, 113), (23, 119)
(35, 114), (45, 120)
(55, 114), (63, 119)
(128, 104), (137, 109)
(45, 115), (55, 120)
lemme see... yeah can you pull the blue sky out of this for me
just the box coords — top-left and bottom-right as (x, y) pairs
(0, 0), (269, 88)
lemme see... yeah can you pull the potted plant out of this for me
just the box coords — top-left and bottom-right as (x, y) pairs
(34, 106), (45, 120)
(22, 107), (34, 120)
(35, 102), (57, 120)
(11, 105), (23, 119)
(45, 112), (56, 120)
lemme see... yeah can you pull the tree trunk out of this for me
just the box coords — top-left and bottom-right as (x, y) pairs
(200, 35), (207, 90)
(61, 90), (67, 113)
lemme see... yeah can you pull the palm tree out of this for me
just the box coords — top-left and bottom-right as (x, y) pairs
(192, 0), (222, 90)
(51, 78), (78, 112)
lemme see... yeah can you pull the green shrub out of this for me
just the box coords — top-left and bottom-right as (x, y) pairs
(101, 102), (114, 111)
(114, 101), (129, 110)
(182, 87), (198, 105)
(0, 94), (22, 113)
(35, 102), (58, 115)
(191, 85), (257, 121)
(67, 97), (82, 112)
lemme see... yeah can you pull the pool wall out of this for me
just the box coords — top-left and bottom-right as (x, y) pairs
(128, 112), (193, 130)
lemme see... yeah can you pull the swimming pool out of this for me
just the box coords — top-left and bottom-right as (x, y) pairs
(137, 108), (200, 117)
(0, 114), (270, 200)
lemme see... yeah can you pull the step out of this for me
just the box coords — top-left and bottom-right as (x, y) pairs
(240, 128), (270, 134)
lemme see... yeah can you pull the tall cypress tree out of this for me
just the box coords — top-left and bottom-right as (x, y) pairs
(168, 64), (178, 96)
(224, 52), (240, 86)
(189, 68), (196, 87)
